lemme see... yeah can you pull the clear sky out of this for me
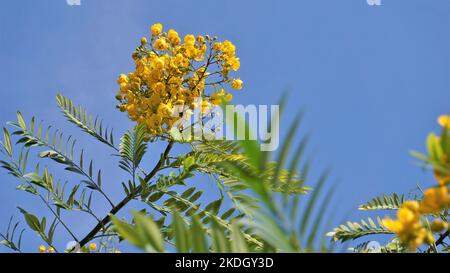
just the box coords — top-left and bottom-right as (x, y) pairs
(0, 0), (449, 252)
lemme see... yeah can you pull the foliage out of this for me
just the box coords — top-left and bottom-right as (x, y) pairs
(0, 23), (333, 253)
(329, 116), (450, 253)
(0, 93), (333, 253)
(112, 108), (335, 252)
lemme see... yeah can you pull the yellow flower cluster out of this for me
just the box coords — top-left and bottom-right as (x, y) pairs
(382, 201), (434, 250)
(116, 23), (243, 139)
(383, 115), (450, 251)
(383, 188), (449, 250)
(419, 185), (450, 214)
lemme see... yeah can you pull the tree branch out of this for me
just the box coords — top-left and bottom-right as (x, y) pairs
(78, 141), (174, 247)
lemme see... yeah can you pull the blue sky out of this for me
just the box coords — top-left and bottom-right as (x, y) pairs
(0, 0), (449, 252)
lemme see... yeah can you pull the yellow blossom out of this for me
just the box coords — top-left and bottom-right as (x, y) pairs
(213, 42), (222, 51)
(39, 245), (46, 253)
(116, 23), (242, 139)
(152, 82), (166, 93)
(154, 38), (168, 51)
(229, 57), (240, 71)
(117, 74), (128, 85)
(151, 23), (163, 36)
(184, 34), (196, 45)
(89, 243), (97, 251)
(438, 115), (450, 129)
(419, 186), (450, 214)
(168, 29), (181, 45)
(232, 79), (243, 90)
(141, 37), (148, 45)
(430, 219), (448, 232)
(197, 35), (205, 44)
(224, 93), (233, 102)
(382, 201), (431, 251)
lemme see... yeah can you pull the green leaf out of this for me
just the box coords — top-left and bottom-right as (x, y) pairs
(327, 217), (392, 243)
(23, 213), (41, 232)
(23, 172), (44, 185)
(132, 211), (165, 253)
(2, 128), (12, 156)
(183, 156), (196, 169)
(111, 215), (143, 247)
(191, 215), (208, 253)
(211, 218), (229, 253)
(17, 112), (27, 130)
(172, 213), (189, 252)
(359, 193), (406, 211)
(16, 184), (38, 195)
(230, 221), (248, 253)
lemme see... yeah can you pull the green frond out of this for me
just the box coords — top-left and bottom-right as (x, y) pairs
(196, 153), (309, 195)
(112, 210), (255, 253)
(195, 140), (242, 155)
(5, 112), (112, 207)
(118, 124), (148, 176)
(327, 217), (392, 243)
(359, 193), (407, 211)
(56, 94), (116, 150)
(151, 188), (263, 248)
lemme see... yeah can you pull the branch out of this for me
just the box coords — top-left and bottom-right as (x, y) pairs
(78, 141), (174, 247)
(430, 230), (449, 252)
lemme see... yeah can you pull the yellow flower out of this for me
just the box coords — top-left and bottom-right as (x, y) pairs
(114, 250), (121, 253)
(210, 92), (222, 105)
(222, 40), (236, 56)
(184, 34), (196, 45)
(152, 82), (166, 93)
(154, 38), (168, 51)
(430, 219), (448, 232)
(89, 243), (97, 251)
(47, 247), (55, 253)
(211, 89), (233, 105)
(197, 35), (205, 44)
(382, 201), (432, 250)
(116, 24), (242, 139)
(229, 57), (240, 71)
(419, 186), (450, 214)
(168, 29), (181, 45)
(157, 103), (173, 116)
(173, 54), (189, 69)
(231, 79), (243, 90)
(224, 93), (233, 102)
(151, 23), (163, 36)
(438, 115), (450, 129)
(117, 74), (129, 85)
(39, 245), (46, 253)
(201, 100), (211, 113)
(213, 42), (222, 51)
